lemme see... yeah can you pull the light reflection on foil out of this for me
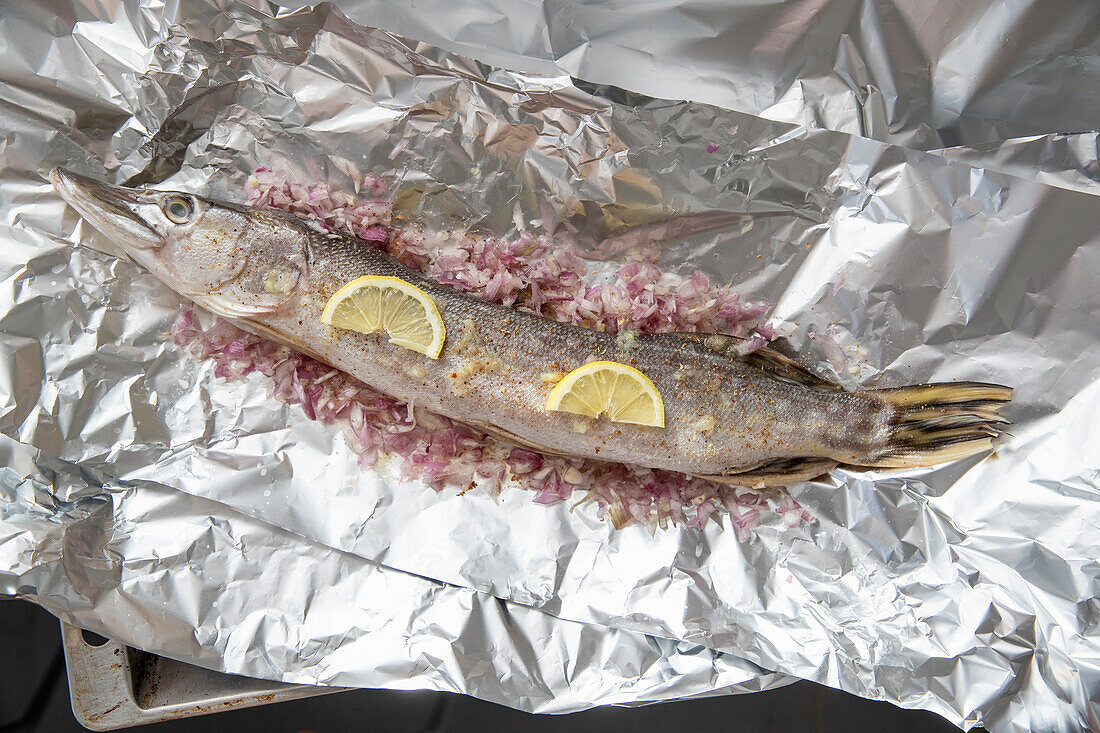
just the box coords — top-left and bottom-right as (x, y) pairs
(0, 436), (785, 709)
(322, 0), (1100, 152)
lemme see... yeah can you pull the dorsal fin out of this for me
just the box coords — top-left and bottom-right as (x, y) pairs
(674, 333), (843, 390)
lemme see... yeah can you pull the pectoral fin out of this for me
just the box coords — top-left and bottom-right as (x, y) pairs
(201, 293), (289, 318)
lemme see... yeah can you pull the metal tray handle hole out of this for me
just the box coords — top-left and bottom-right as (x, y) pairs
(80, 628), (111, 647)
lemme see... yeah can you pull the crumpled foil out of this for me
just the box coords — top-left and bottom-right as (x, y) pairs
(1, 1), (1099, 731)
(333, 0), (1100, 152)
(933, 132), (1100, 197)
(0, 435), (784, 708)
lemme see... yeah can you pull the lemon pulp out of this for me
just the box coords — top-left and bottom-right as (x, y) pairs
(545, 360), (664, 427)
(321, 275), (446, 359)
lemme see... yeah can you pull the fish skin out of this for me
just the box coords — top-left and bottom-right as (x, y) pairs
(287, 235), (891, 474)
(50, 169), (1005, 479)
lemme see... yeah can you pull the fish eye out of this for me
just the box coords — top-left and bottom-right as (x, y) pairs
(163, 195), (195, 224)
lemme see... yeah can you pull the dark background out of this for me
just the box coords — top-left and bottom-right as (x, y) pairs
(1, 600), (976, 733)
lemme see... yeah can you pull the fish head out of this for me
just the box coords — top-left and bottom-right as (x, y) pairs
(51, 168), (309, 318)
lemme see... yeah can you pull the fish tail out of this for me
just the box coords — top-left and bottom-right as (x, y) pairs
(869, 382), (1013, 468)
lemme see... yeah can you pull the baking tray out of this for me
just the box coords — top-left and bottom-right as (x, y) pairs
(60, 623), (338, 730)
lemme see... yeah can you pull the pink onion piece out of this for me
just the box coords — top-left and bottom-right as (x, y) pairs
(812, 331), (848, 372)
(164, 169), (818, 534)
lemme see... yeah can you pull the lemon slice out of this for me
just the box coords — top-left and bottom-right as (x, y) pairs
(545, 361), (665, 427)
(321, 275), (446, 358)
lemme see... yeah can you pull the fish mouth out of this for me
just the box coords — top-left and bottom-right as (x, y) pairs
(50, 168), (163, 250)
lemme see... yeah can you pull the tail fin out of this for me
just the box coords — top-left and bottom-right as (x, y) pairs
(869, 382), (1012, 468)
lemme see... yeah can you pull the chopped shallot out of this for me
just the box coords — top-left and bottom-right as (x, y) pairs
(167, 169), (816, 535)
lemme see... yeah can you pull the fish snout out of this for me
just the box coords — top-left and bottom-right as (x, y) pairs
(50, 168), (163, 251)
